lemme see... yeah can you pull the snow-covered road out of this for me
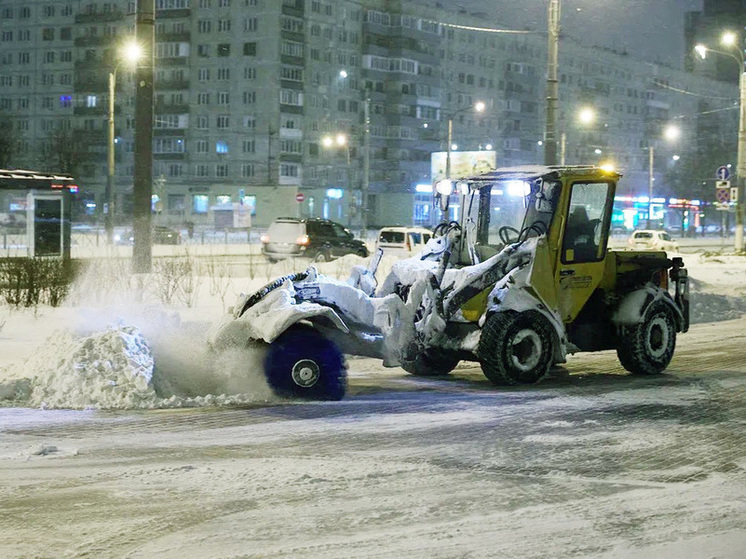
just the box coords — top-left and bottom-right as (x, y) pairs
(1, 316), (745, 558)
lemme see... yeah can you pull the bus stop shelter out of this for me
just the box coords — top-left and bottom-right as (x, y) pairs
(0, 169), (77, 262)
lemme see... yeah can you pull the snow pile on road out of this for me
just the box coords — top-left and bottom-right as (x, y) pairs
(0, 310), (275, 410)
(689, 291), (746, 324)
(7, 325), (158, 410)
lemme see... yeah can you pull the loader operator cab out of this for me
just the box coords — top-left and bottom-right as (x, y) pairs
(434, 166), (617, 268)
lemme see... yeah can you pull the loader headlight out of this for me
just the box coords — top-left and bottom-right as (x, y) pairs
(435, 179), (454, 197)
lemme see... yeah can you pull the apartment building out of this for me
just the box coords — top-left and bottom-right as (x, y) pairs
(0, 0), (738, 228)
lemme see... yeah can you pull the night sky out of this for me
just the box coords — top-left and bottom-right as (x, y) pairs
(441, 0), (704, 68)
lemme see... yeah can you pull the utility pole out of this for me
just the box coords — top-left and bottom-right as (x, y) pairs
(736, 70), (746, 251)
(647, 145), (654, 228)
(106, 71), (115, 244)
(544, 0), (561, 165)
(361, 97), (370, 236)
(133, 0), (154, 273)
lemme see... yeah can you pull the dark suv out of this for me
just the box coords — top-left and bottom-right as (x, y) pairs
(260, 218), (368, 262)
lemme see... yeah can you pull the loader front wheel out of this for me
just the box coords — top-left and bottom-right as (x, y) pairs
(478, 311), (554, 385)
(264, 327), (347, 400)
(616, 300), (676, 375)
(400, 351), (459, 376)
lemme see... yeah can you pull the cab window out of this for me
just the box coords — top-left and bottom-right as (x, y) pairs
(562, 182), (612, 263)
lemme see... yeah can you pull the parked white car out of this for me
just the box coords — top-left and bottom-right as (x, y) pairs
(627, 229), (679, 252)
(375, 226), (433, 256)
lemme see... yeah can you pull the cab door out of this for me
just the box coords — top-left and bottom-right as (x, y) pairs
(555, 181), (615, 323)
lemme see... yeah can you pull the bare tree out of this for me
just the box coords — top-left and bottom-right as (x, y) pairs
(0, 112), (16, 168)
(40, 128), (90, 176)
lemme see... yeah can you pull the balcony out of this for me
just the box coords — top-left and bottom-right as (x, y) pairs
(74, 36), (112, 47)
(155, 102), (190, 113)
(73, 106), (106, 116)
(155, 79), (190, 91)
(156, 31), (191, 42)
(75, 10), (125, 24)
(156, 8), (191, 19)
(281, 1), (304, 18)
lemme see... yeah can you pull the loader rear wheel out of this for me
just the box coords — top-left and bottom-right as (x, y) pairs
(400, 351), (459, 376)
(263, 327), (347, 400)
(478, 311), (554, 385)
(616, 300), (676, 375)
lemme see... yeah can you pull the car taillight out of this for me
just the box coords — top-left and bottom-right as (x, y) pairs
(296, 235), (310, 246)
(260, 234), (270, 244)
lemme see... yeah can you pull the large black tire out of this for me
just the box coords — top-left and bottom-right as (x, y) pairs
(616, 300), (676, 375)
(478, 310), (554, 385)
(263, 327), (347, 400)
(400, 351), (460, 376)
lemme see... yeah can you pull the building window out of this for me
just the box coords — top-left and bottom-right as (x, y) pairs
(198, 20), (211, 33)
(243, 42), (256, 56)
(217, 44), (230, 56)
(242, 140), (255, 153)
(216, 115), (229, 128)
(217, 68), (230, 80)
(193, 193), (209, 211)
(197, 44), (210, 57)
(280, 41), (303, 58)
(245, 17), (258, 31)
(216, 141), (229, 154)
(280, 163), (299, 177)
(216, 164), (229, 177)
(243, 91), (256, 104)
(242, 164), (255, 178)
(196, 115), (208, 128)
(280, 89), (302, 106)
(198, 68), (210, 81)
(243, 116), (256, 128)
(197, 92), (210, 104)
(244, 67), (256, 79)
(218, 19), (231, 32)
(196, 139), (208, 153)
(217, 92), (229, 105)
(42, 28), (55, 41)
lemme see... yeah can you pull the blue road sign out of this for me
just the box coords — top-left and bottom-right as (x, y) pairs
(716, 166), (731, 180)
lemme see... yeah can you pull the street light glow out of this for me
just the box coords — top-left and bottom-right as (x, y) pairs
(485, 144), (492, 150)
(336, 133), (347, 146)
(721, 31), (737, 47)
(122, 41), (143, 64)
(339, 70), (348, 79)
(664, 124), (681, 141)
(451, 144), (458, 150)
(322, 136), (333, 147)
(578, 107), (596, 124)
(672, 154), (680, 161)
(694, 44), (707, 59)
(475, 101), (486, 112)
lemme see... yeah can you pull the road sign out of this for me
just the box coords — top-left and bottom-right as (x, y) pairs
(732, 186), (739, 203)
(295, 192), (305, 203)
(716, 188), (730, 203)
(716, 166), (731, 180)
(716, 180), (731, 189)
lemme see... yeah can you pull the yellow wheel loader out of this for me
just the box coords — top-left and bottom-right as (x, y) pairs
(211, 166), (689, 398)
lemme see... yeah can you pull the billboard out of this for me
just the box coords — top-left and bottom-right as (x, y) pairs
(431, 151), (496, 182)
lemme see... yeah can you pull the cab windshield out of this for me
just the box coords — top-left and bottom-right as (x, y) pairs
(473, 178), (560, 247)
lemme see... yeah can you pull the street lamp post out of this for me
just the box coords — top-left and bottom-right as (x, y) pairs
(445, 101), (486, 180)
(696, 35), (745, 251)
(559, 106), (596, 165)
(646, 124), (681, 228)
(105, 42), (141, 245)
(322, 133), (353, 227)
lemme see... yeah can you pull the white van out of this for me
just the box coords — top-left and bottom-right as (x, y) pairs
(375, 226), (433, 256)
